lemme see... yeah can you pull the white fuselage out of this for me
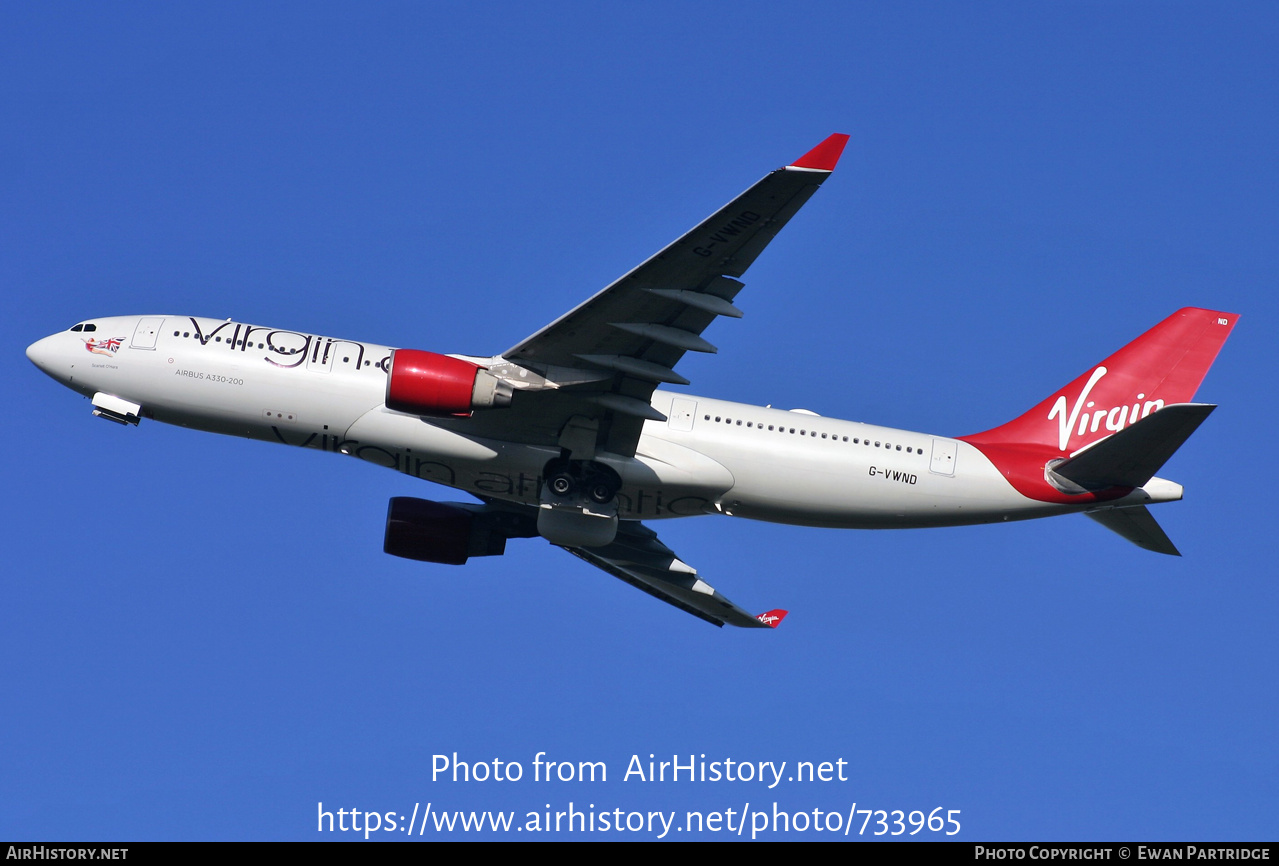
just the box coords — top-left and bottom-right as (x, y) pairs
(27, 315), (1154, 531)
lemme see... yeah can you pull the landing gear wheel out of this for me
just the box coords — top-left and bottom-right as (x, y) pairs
(542, 456), (621, 506)
(549, 473), (575, 497)
(588, 482), (615, 505)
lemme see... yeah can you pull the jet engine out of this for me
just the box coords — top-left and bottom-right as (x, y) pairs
(383, 497), (537, 565)
(385, 349), (513, 417)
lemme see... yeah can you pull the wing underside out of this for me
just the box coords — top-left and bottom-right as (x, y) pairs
(453, 135), (850, 458)
(421, 139), (848, 626)
(565, 521), (782, 629)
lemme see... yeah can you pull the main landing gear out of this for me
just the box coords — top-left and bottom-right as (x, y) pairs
(543, 458), (622, 505)
(537, 458), (622, 548)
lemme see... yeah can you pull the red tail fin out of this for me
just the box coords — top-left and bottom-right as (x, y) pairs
(964, 308), (1238, 454)
(960, 308), (1237, 504)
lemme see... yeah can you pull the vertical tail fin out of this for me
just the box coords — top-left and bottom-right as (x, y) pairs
(960, 308), (1237, 507)
(964, 308), (1238, 455)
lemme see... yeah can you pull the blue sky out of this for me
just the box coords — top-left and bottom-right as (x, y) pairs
(4, 2), (1276, 841)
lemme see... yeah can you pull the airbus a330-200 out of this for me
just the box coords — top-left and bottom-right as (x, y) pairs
(26, 134), (1238, 628)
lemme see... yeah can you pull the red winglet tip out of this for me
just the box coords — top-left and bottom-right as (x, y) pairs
(789, 133), (850, 171)
(756, 609), (788, 628)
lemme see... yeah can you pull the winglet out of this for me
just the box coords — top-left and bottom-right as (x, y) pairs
(755, 609), (788, 628)
(789, 134), (850, 172)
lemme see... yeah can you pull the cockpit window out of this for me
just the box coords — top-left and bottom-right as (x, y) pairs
(69, 323), (97, 333)
(70, 324), (82, 332)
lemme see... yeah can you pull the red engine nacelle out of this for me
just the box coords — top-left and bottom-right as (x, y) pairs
(385, 349), (512, 417)
(383, 497), (537, 565)
(383, 497), (479, 565)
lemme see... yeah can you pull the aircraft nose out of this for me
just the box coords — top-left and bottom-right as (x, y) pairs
(27, 334), (64, 378)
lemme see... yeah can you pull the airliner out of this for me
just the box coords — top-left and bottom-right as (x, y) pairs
(26, 134), (1237, 628)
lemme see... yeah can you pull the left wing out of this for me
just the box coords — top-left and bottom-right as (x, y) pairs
(564, 521), (787, 629)
(459, 134), (850, 458)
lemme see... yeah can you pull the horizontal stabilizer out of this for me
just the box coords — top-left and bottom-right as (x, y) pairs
(1085, 506), (1181, 556)
(1051, 403), (1216, 491)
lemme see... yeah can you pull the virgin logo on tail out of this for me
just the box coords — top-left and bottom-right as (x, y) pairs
(1047, 365), (1165, 452)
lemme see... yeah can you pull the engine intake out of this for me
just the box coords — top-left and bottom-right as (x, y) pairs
(385, 349), (513, 417)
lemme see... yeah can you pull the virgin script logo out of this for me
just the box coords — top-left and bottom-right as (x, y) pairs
(1047, 366), (1165, 452)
